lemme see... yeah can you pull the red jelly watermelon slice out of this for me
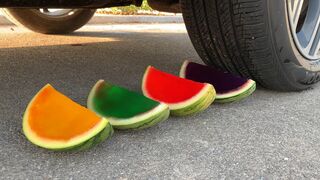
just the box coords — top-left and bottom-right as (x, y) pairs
(180, 61), (256, 103)
(142, 66), (216, 116)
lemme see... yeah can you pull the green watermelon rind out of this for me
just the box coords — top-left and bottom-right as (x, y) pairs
(215, 80), (256, 100)
(114, 108), (170, 130)
(171, 84), (216, 116)
(24, 121), (113, 151)
(87, 80), (170, 130)
(55, 123), (114, 151)
(215, 82), (256, 103)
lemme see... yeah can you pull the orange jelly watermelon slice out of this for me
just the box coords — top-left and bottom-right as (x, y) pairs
(142, 66), (216, 116)
(23, 84), (113, 151)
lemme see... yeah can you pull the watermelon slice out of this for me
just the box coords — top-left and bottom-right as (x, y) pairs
(87, 80), (170, 130)
(23, 84), (113, 151)
(142, 66), (216, 116)
(180, 61), (256, 103)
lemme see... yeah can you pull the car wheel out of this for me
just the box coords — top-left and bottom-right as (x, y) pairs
(1, 8), (96, 34)
(181, 0), (320, 91)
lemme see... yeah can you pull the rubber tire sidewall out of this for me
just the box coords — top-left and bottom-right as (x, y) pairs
(269, 0), (320, 87)
(2, 8), (96, 34)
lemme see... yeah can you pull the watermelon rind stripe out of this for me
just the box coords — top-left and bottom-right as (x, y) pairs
(165, 84), (215, 110)
(106, 104), (169, 126)
(87, 80), (170, 130)
(114, 108), (170, 130)
(215, 80), (256, 99)
(179, 60), (189, 78)
(171, 84), (215, 116)
(56, 123), (114, 151)
(215, 82), (256, 103)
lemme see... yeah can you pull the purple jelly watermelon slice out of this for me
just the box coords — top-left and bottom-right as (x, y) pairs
(142, 66), (216, 116)
(180, 61), (256, 103)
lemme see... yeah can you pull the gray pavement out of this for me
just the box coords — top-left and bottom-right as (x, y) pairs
(1, 24), (320, 179)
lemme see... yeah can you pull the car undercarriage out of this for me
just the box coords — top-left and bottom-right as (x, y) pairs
(0, 0), (179, 12)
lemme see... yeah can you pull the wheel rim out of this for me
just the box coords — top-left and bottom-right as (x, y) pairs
(288, 0), (320, 60)
(35, 8), (77, 17)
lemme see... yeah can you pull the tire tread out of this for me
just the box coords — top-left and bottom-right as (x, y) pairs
(181, 0), (311, 90)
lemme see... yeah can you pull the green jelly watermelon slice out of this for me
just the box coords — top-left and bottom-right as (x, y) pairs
(142, 66), (216, 116)
(180, 61), (256, 103)
(87, 80), (170, 130)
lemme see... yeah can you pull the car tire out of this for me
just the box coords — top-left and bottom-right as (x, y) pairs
(1, 8), (96, 34)
(181, 0), (320, 91)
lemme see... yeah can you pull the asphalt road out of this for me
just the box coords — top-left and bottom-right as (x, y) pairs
(1, 24), (320, 179)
